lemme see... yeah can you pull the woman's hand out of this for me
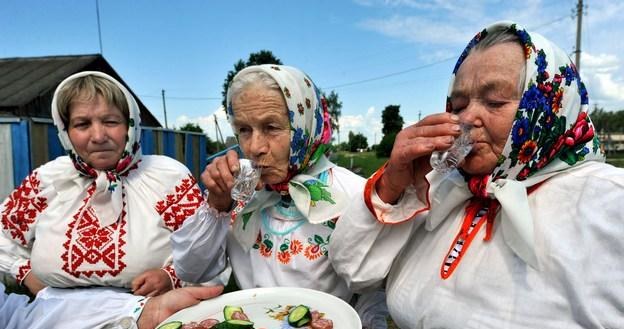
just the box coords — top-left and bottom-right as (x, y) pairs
(377, 113), (461, 204)
(132, 269), (173, 297)
(200, 150), (241, 212)
(23, 272), (47, 296)
(137, 285), (224, 329)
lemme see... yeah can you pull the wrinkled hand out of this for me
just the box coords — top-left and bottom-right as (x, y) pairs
(132, 269), (173, 297)
(201, 150), (241, 212)
(137, 285), (224, 329)
(377, 113), (461, 204)
(23, 272), (47, 296)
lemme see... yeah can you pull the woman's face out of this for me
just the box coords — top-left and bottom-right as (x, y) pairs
(450, 42), (525, 175)
(231, 84), (291, 185)
(67, 94), (128, 170)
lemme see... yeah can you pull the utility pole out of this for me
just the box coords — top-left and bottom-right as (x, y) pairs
(95, 0), (103, 54)
(161, 89), (168, 129)
(214, 114), (224, 148)
(574, 0), (583, 73)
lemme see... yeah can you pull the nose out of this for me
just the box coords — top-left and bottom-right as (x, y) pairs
(458, 100), (484, 127)
(248, 131), (269, 158)
(90, 123), (108, 143)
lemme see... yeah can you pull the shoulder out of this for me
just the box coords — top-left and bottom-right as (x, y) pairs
(139, 155), (192, 175)
(548, 161), (624, 189)
(126, 155), (198, 196)
(331, 165), (366, 183)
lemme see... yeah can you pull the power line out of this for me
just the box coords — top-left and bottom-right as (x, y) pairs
(320, 15), (575, 91)
(320, 56), (455, 90)
(139, 94), (221, 101)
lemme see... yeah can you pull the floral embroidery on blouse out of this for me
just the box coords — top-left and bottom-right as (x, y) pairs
(61, 184), (127, 278)
(155, 174), (203, 231)
(252, 219), (335, 264)
(1, 171), (47, 246)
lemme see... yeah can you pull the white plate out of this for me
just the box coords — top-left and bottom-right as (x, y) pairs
(158, 287), (361, 329)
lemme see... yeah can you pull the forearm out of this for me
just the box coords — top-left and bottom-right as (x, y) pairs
(171, 204), (230, 283)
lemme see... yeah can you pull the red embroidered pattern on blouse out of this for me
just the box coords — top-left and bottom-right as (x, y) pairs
(162, 265), (182, 289)
(1, 172), (48, 246)
(155, 174), (203, 231)
(16, 261), (32, 284)
(61, 184), (127, 278)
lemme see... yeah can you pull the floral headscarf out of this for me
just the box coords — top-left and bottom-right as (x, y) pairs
(427, 22), (604, 272)
(226, 65), (332, 188)
(449, 22), (603, 186)
(225, 65), (343, 250)
(51, 71), (142, 227)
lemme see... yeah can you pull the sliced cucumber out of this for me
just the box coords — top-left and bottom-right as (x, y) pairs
(156, 321), (182, 329)
(215, 319), (255, 329)
(223, 305), (245, 321)
(288, 305), (311, 327)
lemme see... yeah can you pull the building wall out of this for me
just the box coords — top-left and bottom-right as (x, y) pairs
(0, 117), (207, 200)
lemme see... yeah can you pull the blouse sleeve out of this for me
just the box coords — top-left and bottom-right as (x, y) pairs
(0, 284), (146, 329)
(171, 203), (231, 283)
(329, 166), (429, 292)
(0, 171), (48, 284)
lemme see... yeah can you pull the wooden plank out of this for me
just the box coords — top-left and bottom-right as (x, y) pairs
(185, 134), (195, 175)
(163, 131), (175, 158)
(175, 132), (184, 162)
(47, 124), (65, 160)
(30, 122), (49, 168)
(0, 124), (14, 200)
(11, 120), (31, 187)
(141, 128), (154, 155)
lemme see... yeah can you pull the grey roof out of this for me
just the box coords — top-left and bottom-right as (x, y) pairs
(0, 54), (161, 127)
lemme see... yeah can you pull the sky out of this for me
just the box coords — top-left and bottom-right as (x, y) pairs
(2, 0), (624, 146)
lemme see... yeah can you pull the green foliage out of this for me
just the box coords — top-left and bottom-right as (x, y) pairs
(321, 90), (342, 140)
(590, 106), (624, 133)
(178, 122), (204, 133)
(221, 50), (283, 109)
(381, 105), (404, 135)
(376, 132), (397, 158)
(333, 151), (387, 178)
(347, 131), (368, 152)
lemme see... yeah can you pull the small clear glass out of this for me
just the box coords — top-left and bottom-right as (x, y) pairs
(430, 123), (473, 173)
(231, 159), (261, 201)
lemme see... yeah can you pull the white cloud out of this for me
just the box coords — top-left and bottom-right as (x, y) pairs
(580, 52), (624, 109)
(359, 15), (472, 45)
(338, 106), (383, 145)
(174, 106), (235, 142)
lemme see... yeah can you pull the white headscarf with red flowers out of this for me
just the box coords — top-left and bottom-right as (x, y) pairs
(225, 65), (344, 250)
(426, 21), (604, 269)
(51, 71), (142, 227)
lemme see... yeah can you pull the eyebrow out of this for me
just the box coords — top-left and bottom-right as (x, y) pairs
(451, 79), (519, 99)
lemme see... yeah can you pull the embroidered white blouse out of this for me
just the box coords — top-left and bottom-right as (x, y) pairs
(330, 161), (624, 328)
(0, 155), (203, 290)
(172, 165), (389, 327)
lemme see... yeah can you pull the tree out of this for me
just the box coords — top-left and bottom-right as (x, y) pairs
(177, 122), (224, 155)
(221, 50), (282, 109)
(377, 105), (404, 157)
(178, 122), (204, 133)
(321, 90), (342, 142)
(347, 131), (368, 152)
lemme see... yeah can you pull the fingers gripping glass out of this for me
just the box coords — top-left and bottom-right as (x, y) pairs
(230, 159), (261, 217)
(430, 123), (473, 173)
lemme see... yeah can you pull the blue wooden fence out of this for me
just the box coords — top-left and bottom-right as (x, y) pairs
(0, 117), (208, 199)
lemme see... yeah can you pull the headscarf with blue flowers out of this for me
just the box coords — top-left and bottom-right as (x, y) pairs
(225, 65), (346, 250)
(428, 21), (604, 278)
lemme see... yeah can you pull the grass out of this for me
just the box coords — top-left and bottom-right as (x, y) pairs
(331, 151), (388, 178)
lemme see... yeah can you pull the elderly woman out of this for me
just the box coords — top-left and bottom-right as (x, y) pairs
(330, 21), (624, 328)
(172, 64), (388, 328)
(0, 71), (203, 297)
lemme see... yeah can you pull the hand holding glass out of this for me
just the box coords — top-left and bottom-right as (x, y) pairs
(430, 123), (473, 173)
